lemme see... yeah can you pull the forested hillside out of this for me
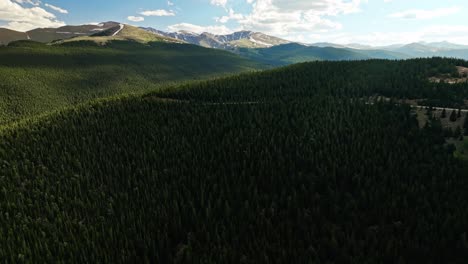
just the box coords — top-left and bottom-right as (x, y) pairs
(0, 40), (261, 125)
(236, 43), (410, 66)
(237, 43), (370, 65)
(0, 58), (467, 263)
(159, 57), (468, 108)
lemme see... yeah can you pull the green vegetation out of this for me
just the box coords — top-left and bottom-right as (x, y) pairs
(158, 57), (468, 108)
(450, 109), (457, 122)
(464, 115), (468, 136)
(0, 58), (467, 263)
(237, 43), (409, 66)
(454, 138), (468, 160)
(0, 40), (262, 125)
(1, 41), (466, 126)
(238, 43), (370, 65)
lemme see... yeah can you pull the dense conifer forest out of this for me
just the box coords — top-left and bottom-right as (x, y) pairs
(0, 57), (467, 263)
(2, 42), (467, 127)
(158, 57), (468, 107)
(0, 40), (262, 125)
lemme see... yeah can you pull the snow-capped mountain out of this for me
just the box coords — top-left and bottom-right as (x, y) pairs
(142, 28), (291, 50)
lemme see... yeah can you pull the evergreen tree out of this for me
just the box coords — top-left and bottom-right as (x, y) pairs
(450, 110), (458, 122)
(454, 126), (462, 139)
(441, 108), (447, 119)
(426, 106), (433, 118)
(0, 56), (467, 263)
(464, 114), (468, 136)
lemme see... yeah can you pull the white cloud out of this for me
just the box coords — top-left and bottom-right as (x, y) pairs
(140, 9), (175, 16)
(127, 16), (144, 22)
(306, 25), (468, 46)
(44, 3), (68, 14)
(389, 6), (460, 20)
(167, 23), (234, 35)
(167, 0), (366, 42)
(266, 0), (365, 15)
(210, 0), (227, 8)
(0, 0), (65, 31)
(229, 0), (359, 39)
(215, 8), (243, 23)
(167, 1), (174, 6)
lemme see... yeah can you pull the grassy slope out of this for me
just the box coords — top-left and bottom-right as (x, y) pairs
(26, 23), (119, 43)
(0, 28), (28, 45)
(0, 60), (467, 262)
(27, 28), (73, 43)
(0, 40), (262, 125)
(62, 25), (182, 44)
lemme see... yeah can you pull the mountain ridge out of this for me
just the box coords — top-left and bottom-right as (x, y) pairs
(57, 24), (184, 44)
(142, 27), (291, 49)
(2, 22), (468, 62)
(1, 22), (121, 44)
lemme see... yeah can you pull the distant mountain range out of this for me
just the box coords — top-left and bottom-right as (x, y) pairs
(142, 28), (468, 63)
(2, 22), (468, 65)
(235, 43), (409, 66)
(58, 24), (183, 45)
(142, 27), (291, 49)
(0, 22), (183, 45)
(0, 22), (120, 44)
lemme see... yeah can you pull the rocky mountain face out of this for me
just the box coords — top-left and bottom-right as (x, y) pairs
(142, 28), (290, 50)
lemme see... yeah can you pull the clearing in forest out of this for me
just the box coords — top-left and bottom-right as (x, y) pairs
(429, 66), (468, 84)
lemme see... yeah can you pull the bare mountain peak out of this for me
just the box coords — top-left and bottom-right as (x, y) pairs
(178, 30), (198, 35)
(141, 27), (290, 49)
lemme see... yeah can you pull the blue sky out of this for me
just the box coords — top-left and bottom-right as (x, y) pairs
(1, 0), (467, 45)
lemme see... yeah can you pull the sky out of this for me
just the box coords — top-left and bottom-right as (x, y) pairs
(0, 0), (467, 45)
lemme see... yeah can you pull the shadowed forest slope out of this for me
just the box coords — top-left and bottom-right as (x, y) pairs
(0, 58), (467, 263)
(0, 40), (262, 125)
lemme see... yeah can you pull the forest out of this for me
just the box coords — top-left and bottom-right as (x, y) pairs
(0, 56), (467, 263)
(1, 41), (468, 126)
(0, 40), (261, 125)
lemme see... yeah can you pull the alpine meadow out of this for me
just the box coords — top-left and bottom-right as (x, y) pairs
(1, 0), (468, 263)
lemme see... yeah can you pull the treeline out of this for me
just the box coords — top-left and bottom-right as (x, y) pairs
(0, 58), (467, 262)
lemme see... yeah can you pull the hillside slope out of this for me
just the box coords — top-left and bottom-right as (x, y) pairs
(0, 40), (262, 125)
(236, 43), (413, 65)
(27, 22), (120, 43)
(60, 24), (183, 44)
(0, 28), (28, 45)
(0, 58), (467, 262)
(0, 22), (122, 45)
(237, 43), (371, 65)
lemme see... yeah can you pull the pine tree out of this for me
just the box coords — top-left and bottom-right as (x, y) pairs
(450, 110), (457, 122)
(454, 126), (462, 139)
(441, 108), (447, 119)
(464, 114), (468, 136)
